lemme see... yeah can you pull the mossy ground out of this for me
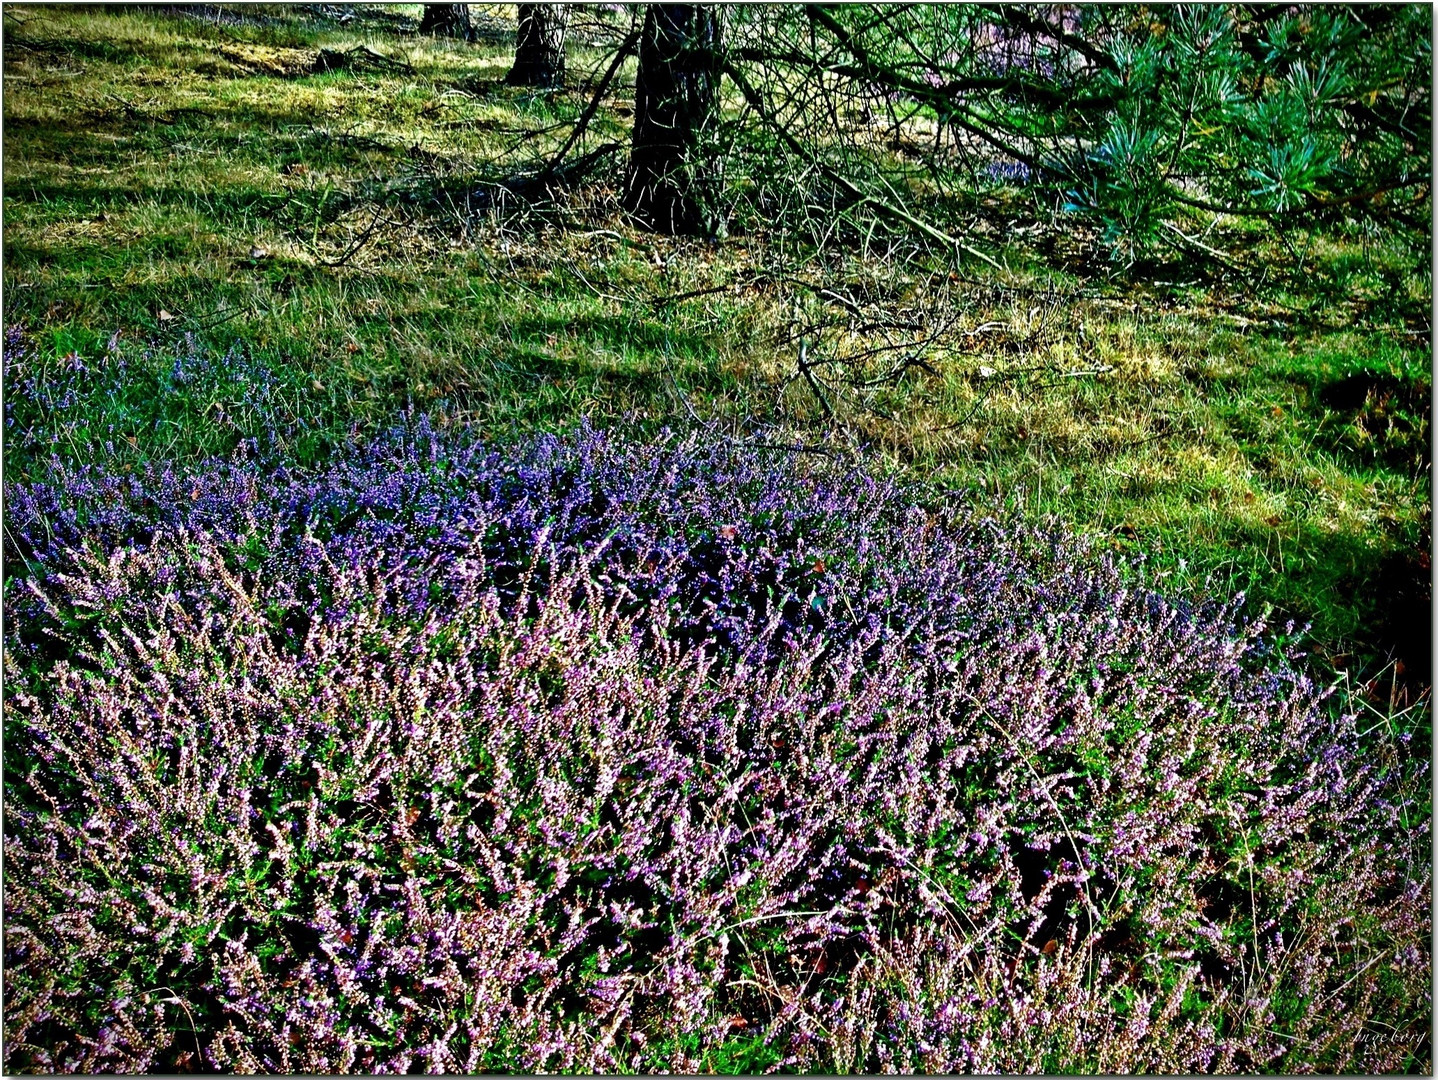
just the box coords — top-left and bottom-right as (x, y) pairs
(3, 3), (1430, 703)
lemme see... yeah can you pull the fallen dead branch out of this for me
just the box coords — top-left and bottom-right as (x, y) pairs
(312, 45), (413, 76)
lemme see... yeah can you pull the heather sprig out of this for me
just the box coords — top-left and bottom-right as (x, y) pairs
(4, 423), (1429, 1073)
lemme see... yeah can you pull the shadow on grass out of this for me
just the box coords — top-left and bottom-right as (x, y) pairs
(1316, 369), (1432, 474)
(3, 174), (289, 221)
(1259, 518), (1433, 691)
(510, 312), (722, 363)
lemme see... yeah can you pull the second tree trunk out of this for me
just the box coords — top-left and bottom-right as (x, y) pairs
(418, 4), (474, 41)
(506, 4), (568, 88)
(625, 5), (725, 237)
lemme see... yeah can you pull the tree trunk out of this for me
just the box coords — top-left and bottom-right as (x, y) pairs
(418, 4), (474, 41)
(625, 4), (726, 237)
(506, 4), (568, 88)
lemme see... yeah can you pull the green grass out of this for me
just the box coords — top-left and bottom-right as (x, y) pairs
(3, 3), (1429, 696)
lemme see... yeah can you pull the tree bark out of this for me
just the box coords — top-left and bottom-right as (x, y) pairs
(506, 4), (569, 88)
(418, 4), (474, 41)
(625, 4), (726, 237)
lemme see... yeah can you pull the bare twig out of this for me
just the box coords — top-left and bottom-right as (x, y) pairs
(721, 59), (1003, 270)
(539, 27), (641, 179)
(314, 203), (391, 268)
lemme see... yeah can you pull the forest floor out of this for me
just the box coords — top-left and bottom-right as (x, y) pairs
(3, 3), (1430, 716)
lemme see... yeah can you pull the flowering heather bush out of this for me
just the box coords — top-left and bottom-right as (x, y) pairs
(4, 421), (1429, 1073)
